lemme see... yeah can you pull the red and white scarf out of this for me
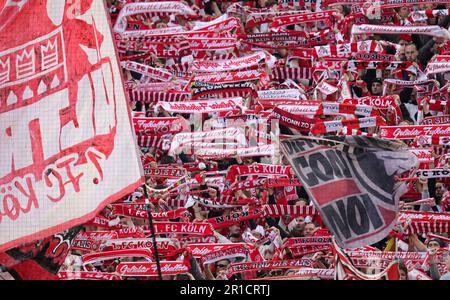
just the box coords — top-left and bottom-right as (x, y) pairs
(284, 236), (333, 248)
(143, 166), (185, 179)
(343, 96), (397, 109)
(129, 89), (191, 103)
(82, 249), (154, 265)
(155, 97), (246, 113)
(225, 163), (291, 184)
(190, 195), (241, 209)
(117, 261), (190, 277)
(144, 222), (215, 236)
(263, 205), (317, 218)
(100, 238), (178, 256)
(398, 211), (450, 234)
(311, 116), (384, 135)
(207, 207), (265, 230)
(408, 148), (434, 164)
(192, 16), (241, 34)
(289, 244), (332, 258)
(121, 61), (173, 82)
(318, 102), (379, 117)
(112, 205), (188, 220)
(169, 127), (246, 156)
(265, 178), (303, 189)
(414, 169), (450, 179)
(72, 231), (118, 253)
(195, 144), (275, 160)
(421, 115), (450, 125)
(58, 272), (121, 281)
(199, 244), (249, 265)
(193, 70), (265, 84)
(86, 216), (124, 230)
(408, 9), (450, 23)
(351, 24), (450, 39)
(289, 268), (335, 280)
(187, 37), (237, 51)
(379, 124), (450, 139)
(271, 10), (339, 28)
(425, 55), (450, 75)
(114, 2), (196, 33)
(258, 89), (303, 100)
(312, 41), (382, 59)
(227, 258), (314, 276)
(134, 117), (185, 136)
(190, 51), (272, 72)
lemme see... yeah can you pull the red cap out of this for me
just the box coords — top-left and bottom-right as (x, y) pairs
(399, 34), (412, 42)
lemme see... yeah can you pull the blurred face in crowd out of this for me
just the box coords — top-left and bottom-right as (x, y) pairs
(295, 217), (306, 232)
(332, 4), (344, 14)
(251, 230), (263, 240)
(398, 47), (406, 61)
(435, 182), (446, 200)
(398, 7), (410, 19)
(398, 39), (409, 47)
(229, 233), (242, 243)
(229, 225), (241, 235)
(208, 188), (218, 198)
(371, 81), (383, 95)
(304, 223), (316, 237)
(419, 4), (435, 10)
(258, 0), (269, 8)
(243, 157), (254, 164)
(399, 268), (408, 280)
(427, 240), (441, 250)
(405, 44), (418, 62)
(295, 199), (308, 207)
(215, 259), (230, 273)
(264, 249), (274, 260)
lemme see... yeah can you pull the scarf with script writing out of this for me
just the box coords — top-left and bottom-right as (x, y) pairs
(398, 211), (450, 234)
(113, 2), (196, 33)
(379, 124), (450, 139)
(57, 272), (121, 280)
(351, 24), (450, 39)
(117, 261), (190, 277)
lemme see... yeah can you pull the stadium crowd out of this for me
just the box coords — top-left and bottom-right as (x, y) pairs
(57, 0), (450, 280)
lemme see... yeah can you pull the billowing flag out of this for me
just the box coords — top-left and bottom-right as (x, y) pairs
(0, 1), (143, 252)
(332, 241), (401, 280)
(281, 136), (418, 248)
(0, 226), (82, 279)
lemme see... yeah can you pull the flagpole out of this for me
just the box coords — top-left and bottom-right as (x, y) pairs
(143, 184), (163, 280)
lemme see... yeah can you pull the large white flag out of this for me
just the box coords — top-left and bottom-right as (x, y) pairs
(0, 0), (143, 251)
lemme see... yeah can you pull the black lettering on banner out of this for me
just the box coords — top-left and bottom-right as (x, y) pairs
(293, 156), (318, 186)
(322, 200), (351, 240)
(309, 152), (334, 183)
(325, 150), (352, 179)
(322, 194), (383, 241)
(283, 140), (315, 156)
